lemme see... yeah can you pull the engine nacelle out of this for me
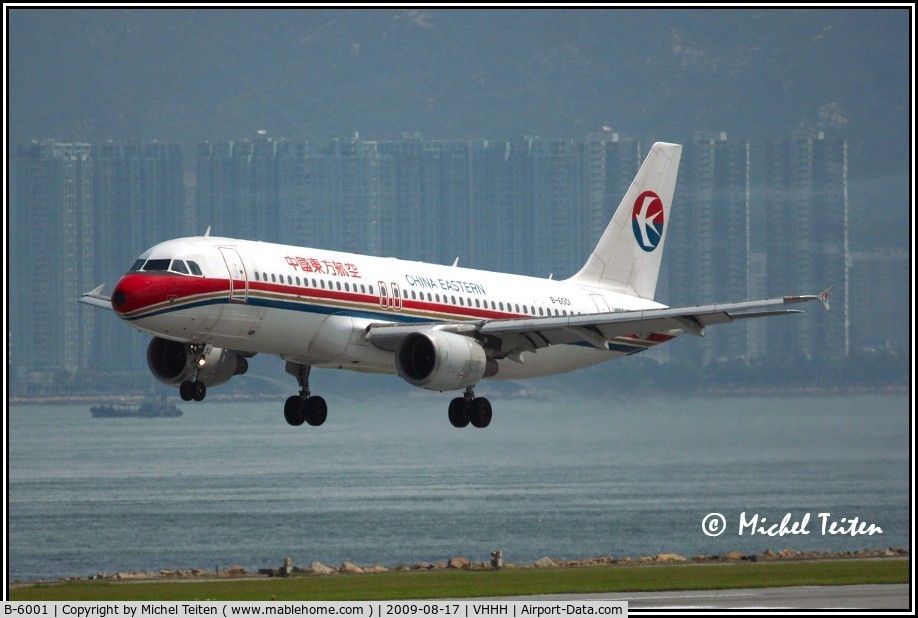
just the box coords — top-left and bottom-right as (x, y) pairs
(146, 337), (248, 388)
(395, 330), (495, 391)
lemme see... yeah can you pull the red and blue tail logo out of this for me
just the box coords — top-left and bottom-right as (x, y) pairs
(632, 190), (664, 252)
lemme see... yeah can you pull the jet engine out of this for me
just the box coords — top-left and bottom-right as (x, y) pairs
(395, 331), (496, 391)
(146, 336), (248, 388)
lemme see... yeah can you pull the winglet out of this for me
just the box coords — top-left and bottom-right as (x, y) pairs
(817, 286), (833, 311)
(782, 286), (833, 311)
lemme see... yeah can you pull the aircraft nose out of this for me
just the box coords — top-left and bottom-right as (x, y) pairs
(111, 285), (127, 310)
(110, 274), (148, 316)
(111, 278), (130, 314)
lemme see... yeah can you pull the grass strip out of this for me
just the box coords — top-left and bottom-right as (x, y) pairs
(10, 559), (908, 602)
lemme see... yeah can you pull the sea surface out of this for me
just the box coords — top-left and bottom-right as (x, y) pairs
(7, 392), (910, 582)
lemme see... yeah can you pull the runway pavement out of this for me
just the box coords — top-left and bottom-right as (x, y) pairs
(485, 584), (911, 610)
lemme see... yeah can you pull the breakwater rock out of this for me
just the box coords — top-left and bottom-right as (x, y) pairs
(46, 547), (910, 584)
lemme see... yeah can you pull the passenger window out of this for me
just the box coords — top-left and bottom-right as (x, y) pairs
(187, 261), (203, 276)
(287, 275), (293, 285)
(369, 285), (374, 295)
(271, 274), (276, 283)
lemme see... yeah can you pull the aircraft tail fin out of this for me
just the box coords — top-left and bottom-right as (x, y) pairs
(567, 142), (682, 300)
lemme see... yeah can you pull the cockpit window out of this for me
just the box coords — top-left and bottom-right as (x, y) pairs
(170, 260), (189, 275)
(143, 259), (171, 271)
(131, 257), (204, 276)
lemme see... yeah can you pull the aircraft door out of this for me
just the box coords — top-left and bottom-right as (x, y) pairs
(219, 247), (248, 303)
(590, 294), (610, 313)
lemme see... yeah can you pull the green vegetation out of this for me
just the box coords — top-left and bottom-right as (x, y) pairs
(10, 559), (908, 601)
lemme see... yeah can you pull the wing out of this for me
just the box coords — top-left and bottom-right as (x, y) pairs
(365, 288), (833, 359)
(78, 284), (113, 310)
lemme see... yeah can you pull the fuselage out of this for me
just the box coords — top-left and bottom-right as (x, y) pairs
(111, 236), (679, 381)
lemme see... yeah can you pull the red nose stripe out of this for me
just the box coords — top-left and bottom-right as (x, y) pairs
(112, 273), (228, 315)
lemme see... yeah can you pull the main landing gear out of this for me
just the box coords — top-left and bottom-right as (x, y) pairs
(448, 386), (492, 429)
(284, 362), (327, 427)
(179, 379), (207, 402)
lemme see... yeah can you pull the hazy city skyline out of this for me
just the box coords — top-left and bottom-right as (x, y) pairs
(13, 130), (906, 389)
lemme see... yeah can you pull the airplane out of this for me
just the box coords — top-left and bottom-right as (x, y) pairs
(80, 142), (832, 429)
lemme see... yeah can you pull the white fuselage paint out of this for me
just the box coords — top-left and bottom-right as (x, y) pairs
(115, 236), (675, 382)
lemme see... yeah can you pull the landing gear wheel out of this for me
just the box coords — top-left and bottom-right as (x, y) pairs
(469, 397), (492, 428)
(284, 396), (307, 426)
(448, 397), (470, 428)
(180, 381), (194, 401)
(191, 380), (207, 402)
(305, 396), (328, 427)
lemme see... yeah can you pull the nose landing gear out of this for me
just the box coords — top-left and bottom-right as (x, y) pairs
(179, 344), (207, 401)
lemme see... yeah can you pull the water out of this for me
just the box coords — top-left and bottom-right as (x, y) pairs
(7, 393), (910, 582)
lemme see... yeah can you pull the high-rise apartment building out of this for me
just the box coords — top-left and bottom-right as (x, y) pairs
(10, 141), (186, 384)
(849, 248), (908, 354)
(381, 137), (470, 266)
(582, 132), (641, 256)
(467, 139), (532, 275)
(663, 132), (751, 363)
(11, 142), (95, 382)
(91, 142), (185, 372)
(305, 138), (394, 257)
(196, 133), (296, 243)
(763, 132), (849, 359)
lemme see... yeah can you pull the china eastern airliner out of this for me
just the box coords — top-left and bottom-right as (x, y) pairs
(80, 142), (831, 429)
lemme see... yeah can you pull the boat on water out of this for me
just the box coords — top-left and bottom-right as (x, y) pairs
(91, 394), (183, 418)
